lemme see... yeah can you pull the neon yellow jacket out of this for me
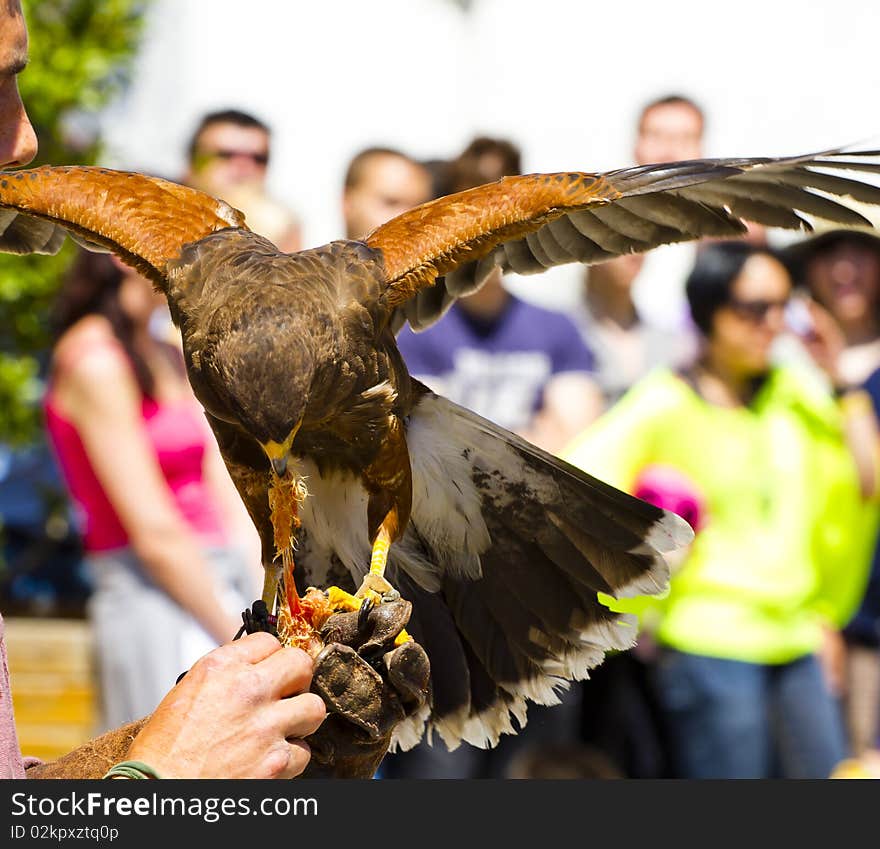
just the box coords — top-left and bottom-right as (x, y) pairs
(563, 367), (878, 664)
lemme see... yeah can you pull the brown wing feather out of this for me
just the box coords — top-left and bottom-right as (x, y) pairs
(366, 172), (620, 308)
(0, 166), (247, 282)
(368, 148), (880, 329)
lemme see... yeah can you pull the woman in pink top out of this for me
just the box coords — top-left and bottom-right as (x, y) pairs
(44, 248), (261, 731)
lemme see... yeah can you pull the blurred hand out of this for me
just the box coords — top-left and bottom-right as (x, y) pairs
(127, 632), (326, 778)
(799, 298), (847, 387)
(632, 631), (660, 662)
(816, 625), (847, 698)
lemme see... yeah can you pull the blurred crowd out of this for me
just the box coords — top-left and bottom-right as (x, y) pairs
(3, 89), (880, 780)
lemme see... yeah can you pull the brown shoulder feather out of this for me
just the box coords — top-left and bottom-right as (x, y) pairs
(0, 166), (247, 283)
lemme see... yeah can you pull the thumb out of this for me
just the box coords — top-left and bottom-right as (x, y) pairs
(206, 631), (283, 666)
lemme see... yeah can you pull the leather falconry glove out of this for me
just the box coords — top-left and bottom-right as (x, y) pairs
(303, 596), (430, 778)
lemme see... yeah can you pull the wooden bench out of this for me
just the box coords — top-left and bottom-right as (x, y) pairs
(5, 617), (99, 762)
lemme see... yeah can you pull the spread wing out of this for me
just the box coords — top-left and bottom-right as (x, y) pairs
(0, 166), (248, 282)
(366, 148), (880, 332)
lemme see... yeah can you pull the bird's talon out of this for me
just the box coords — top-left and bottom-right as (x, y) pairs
(325, 585), (379, 612)
(355, 572), (394, 598)
(382, 589), (401, 602)
(357, 597), (375, 637)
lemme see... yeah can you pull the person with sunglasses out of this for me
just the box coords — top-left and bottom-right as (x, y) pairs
(787, 209), (880, 768)
(563, 240), (879, 778)
(183, 108), (302, 253)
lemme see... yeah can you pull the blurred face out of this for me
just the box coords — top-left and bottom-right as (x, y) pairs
(590, 253), (645, 292)
(805, 237), (880, 326)
(342, 153), (432, 240)
(188, 122), (270, 194)
(709, 253), (791, 375)
(634, 102), (703, 166)
(0, 0), (37, 168)
(112, 255), (165, 326)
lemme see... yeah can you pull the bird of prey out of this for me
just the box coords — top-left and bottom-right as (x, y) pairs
(2, 148), (880, 751)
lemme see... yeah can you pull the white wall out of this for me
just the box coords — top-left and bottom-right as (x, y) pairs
(100, 0), (880, 309)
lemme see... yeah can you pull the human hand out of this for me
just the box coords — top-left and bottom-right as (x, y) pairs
(126, 632), (326, 778)
(300, 598), (430, 779)
(816, 624), (847, 698)
(26, 632), (326, 780)
(794, 297), (847, 386)
(26, 606), (427, 781)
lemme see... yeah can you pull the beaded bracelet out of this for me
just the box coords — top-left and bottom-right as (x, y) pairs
(102, 760), (163, 780)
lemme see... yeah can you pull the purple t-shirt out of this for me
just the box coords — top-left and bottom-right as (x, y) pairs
(396, 295), (594, 431)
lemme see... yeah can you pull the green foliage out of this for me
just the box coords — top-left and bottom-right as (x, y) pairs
(0, 352), (41, 445)
(21, 0), (151, 168)
(0, 0), (150, 444)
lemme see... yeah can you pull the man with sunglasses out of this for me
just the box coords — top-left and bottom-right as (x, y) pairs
(183, 108), (302, 253)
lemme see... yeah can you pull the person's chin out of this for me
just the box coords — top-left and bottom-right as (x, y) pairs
(836, 301), (868, 321)
(745, 353), (772, 375)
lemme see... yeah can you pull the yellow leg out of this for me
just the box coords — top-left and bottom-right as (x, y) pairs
(370, 525), (392, 577)
(323, 524), (395, 612)
(356, 525), (395, 598)
(322, 522), (412, 644)
(324, 542), (412, 645)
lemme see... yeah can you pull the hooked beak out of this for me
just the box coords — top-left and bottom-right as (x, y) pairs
(262, 419), (302, 478)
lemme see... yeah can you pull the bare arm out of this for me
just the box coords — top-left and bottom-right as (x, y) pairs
(801, 299), (880, 499)
(519, 372), (604, 455)
(274, 220), (302, 254)
(57, 346), (241, 643)
(838, 389), (880, 499)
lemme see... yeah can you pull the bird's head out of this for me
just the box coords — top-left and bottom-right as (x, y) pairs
(199, 322), (316, 477)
